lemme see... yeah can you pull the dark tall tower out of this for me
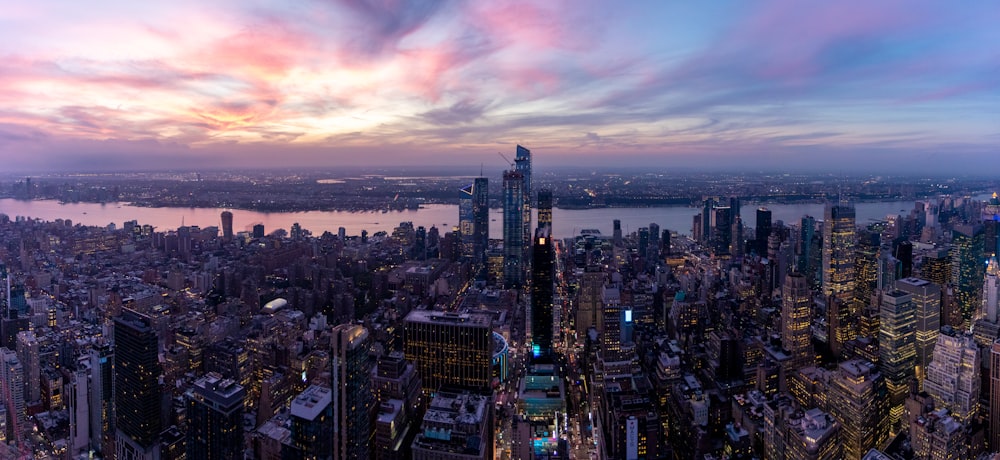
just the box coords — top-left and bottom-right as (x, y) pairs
(220, 211), (234, 242)
(537, 188), (552, 230)
(713, 206), (732, 256)
(114, 308), (162, 458)
(515, 144), (532, 230)
(331, 324), (374, 460)
(460, 177), (489, 267)
(185, 373), (245, 460)
(503, 170), (526, 287)
(613, 220), (623, 247)
(895, 241), (914, 278)
(531, 227), (555, 362)
(756, 207), (772, 255)
(952, 224), (986, 328)
(661, 229), (671, 256)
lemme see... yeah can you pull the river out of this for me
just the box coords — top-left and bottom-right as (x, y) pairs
(2, 198), (971, 240)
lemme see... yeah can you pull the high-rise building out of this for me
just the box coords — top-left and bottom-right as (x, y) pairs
(713, 206), (733, 256)
(952, 224), (986, 328)
(613, 219), (622, 247)
(114, 308), (162, 459)
(828, 359), (888, 460)
(515, 145), (532, 270)
(290, 385), (333, 459)
(185, 372), (245, 460)
(220, 211), (234, 242)
(648, 222), (661, 263)
(0, 348), (25, 446)
(503, 169), (525, 287)
(853, 230), (880, 313)
(990, 339), (1000, 451)
(923, 329), (979, 423)
(252, 223), (264, 238)
(459, 177), (489, 267)
(799, 215), (821, 289)
(67, 368), (90, 456)
(576, 268), (606, 334)
(411, 389), (493, 460)
(783, 408), (841, 460)
(662, 229), (671, 256)
(756, 207), (772, 256)
(89, 343), (115, 456)
(531, 227), (554, 362)
(15, 330), (39, 404)
(895, 277), (940, 386)
(878, 289), (916, 428)
(782, 273), (813, 371)
(404, 310), (493, 393)
(823, 202), (856, 305)
(331, 324), (374, 460)
(537, 188), (552, 229)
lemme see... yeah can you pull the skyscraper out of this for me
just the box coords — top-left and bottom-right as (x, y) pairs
(613, 219), (622, 247)
(878, 289), (916, 428)
(952, 224), (986, 328)
(990, 339), (1000, 451)
(114, 308), (162, 459)
(15, 330), (39, 404)
(459, 177), (489, 267)
(895, 277), (940, 386)
(290, 385), (334, 459)
(782, 273), (813, 371)
(756, 207), (772, 255)
(922, 329), (979, 423)
(404, 310), (493, 393)
(331, 324), (374, 460)
(515, 145), (532, 252)
(537, 188), (552, 229)
(220, 210), (234, 242)
(531, 227), (554, 362)
(89, 343), (115, 457)
(185, 373), (245, 460)
(823, 202), (856, 305)
(799, 215), (820, 289)
(503, 169), (525, 287)
(828, 359), (888, 460)
(713, 206), (732, 256)
(0, 347), (25, 446)
(853, 230), (880, 313)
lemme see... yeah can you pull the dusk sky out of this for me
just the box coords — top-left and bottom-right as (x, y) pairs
(1, 1), (998, 173)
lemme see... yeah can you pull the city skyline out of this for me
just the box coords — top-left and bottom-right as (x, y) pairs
(1, 1), (998, 173)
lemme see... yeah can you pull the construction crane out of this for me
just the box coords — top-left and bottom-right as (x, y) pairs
(498, 152), (514, 169)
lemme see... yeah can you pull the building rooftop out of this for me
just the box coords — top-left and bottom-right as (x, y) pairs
(290, 385), (332, 421)
(405, 309), (492, 327)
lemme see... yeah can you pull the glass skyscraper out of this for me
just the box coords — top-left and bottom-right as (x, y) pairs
(531, 227), (554, 362)
(503, 169), (525, 287)
(459, 177), (489, 268)
(823, 202), (856, 304)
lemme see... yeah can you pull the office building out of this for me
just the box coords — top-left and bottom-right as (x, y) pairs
(459, 177), (489, 267)
(991, 339), (1000, 451)
(853, 231), (879, 313)
(756, 207), (772, 255)
(411, 389), (493, 460)
(404, 310), (493, 393)
(185, 372), (245, 460)
(923, 329), (979, 422)
(952, 224), (986, 328)
(290, 385), (334, 460)
(798, 215), (821, 289)
(895, 278), (940, 386)
(783, 408), (841, 460)
(0, 348), (24, 446)
(828, 359), (888, 460)
(503, 169), (525, 287)
(823, 202), (856, 305)
(89, 343), (115, 456)
(782, 273), (813, 371)
(878, 289), (916, 428)
(115, 308), (162, 460)
(15, 330), (39, 403)
(331, 324), (374, 460)
(220, 211), (234, 242)
(515, 145), (532, 260)
(531, 227), (554, 362)
(537, 188), (552, 229)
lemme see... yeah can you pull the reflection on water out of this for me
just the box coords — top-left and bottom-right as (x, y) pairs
(0, 198), (978, 240)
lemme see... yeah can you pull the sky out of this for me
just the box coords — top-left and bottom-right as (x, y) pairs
(1, 0), (998, 173)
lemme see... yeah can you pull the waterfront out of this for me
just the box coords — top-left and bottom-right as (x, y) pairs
(2, 198), (974, 240)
